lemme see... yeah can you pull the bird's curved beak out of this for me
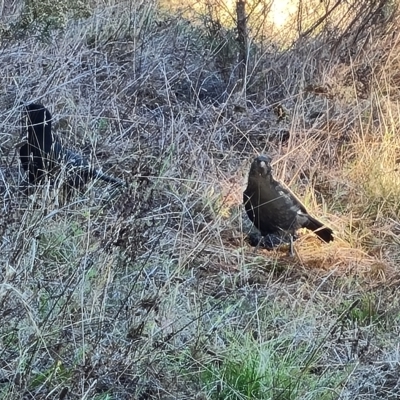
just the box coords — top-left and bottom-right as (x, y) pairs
(259, 160), (269, 174)
(257, 159), (272, 177)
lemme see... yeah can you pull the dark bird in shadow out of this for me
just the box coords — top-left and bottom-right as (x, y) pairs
(243, 155), (333, 249)
(19, 104), (53, 184)
(19, 103), (125, 189)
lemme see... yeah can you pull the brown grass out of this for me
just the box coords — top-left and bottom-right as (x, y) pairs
(1, 0), (400, 398)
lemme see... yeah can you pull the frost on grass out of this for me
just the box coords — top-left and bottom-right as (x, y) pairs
(0, 0), (400, 398)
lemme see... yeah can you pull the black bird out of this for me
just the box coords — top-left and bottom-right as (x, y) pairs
(244, 155), (333, 245)
(19, 104), (54, 183)
(19, 103), (124, 189)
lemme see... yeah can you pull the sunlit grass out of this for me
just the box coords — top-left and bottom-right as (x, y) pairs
(1, 0), (400, 398)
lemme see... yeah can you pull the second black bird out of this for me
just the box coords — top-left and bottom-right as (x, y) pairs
(19, 104), (54, 184)
(20, 103), (124, 189)
(243, 155), (333, 244)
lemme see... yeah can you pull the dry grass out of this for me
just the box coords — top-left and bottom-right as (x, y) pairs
(1, 0), (400, 399)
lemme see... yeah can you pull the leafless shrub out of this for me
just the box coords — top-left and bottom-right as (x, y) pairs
(0, 0), (400, 398)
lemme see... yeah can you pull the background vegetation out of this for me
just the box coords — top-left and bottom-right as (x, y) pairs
(1, 0), (400, 398)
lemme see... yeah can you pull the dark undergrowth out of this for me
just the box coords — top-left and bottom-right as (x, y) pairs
(1, 0), (400, 398)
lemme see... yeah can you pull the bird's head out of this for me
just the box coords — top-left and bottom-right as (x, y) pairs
(249, 155), (272, 177)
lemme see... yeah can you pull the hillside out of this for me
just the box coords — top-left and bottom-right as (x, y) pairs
(1, 0), (400, 398)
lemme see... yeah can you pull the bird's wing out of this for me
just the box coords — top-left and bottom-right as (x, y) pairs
(272, 178), (309, 215)
(274, 178), (333, 236)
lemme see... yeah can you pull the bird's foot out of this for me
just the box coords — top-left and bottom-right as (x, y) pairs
(247, 232), (291, 250)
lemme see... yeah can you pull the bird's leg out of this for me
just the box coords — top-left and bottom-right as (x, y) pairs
(253, 235), (264, 253)
(289, 234), (294, 257)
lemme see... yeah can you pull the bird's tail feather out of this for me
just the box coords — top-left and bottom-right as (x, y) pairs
(306, 215), (334, 242)
(94, 171), (125, 186)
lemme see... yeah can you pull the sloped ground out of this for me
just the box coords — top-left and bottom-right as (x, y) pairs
(1, 1), (400, 399)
